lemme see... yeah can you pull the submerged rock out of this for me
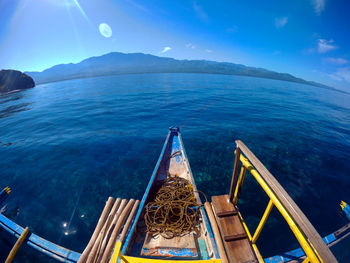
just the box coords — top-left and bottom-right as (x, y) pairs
(0, 69), (35, 95)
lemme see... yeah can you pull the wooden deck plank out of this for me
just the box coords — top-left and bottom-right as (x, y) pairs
(218, 215), (246, 238)
(212, 195), (237, 217)
(211, 195), (257, 263)
(225, 239), (257, 263)
(224, 233), (247, 242)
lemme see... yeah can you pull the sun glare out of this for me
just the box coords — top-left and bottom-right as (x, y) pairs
(99, 23), (112, 38)
(71, 0), (87, 19)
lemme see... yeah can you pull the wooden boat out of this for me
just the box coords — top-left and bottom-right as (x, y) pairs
(1, 127), (350, 263)
(120, 126), (219, 260)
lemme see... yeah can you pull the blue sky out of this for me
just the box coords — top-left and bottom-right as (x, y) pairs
(0, 0), (349, 90)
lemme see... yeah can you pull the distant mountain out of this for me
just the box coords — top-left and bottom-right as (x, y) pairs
(0, 70), (35, 95)
(26, 52), (330, 89)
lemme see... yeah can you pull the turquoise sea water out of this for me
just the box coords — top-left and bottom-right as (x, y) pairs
(0, 73), (349, 262)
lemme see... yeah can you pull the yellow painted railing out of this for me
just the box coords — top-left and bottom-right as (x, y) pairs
(109, 241), (222, 263)
(228, 140), (337, 263)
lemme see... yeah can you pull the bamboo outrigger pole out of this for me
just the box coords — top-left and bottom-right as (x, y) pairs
(92, 199), (128, 263)
(119, 200), (140, 243)
(100, 199), (135, 263)
(78, 197), (114, 263)
(5, 227), (30, 263)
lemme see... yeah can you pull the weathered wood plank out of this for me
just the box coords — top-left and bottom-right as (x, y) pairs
(224, 233), (247, 242)
(211, 195), (257, 263)
(224, 238), (257, 263)
(236, 140), (337, 263)
(204, 202), (229, 263)
(229, 147), (241, 201)
(217, 215), (246, 237)
(141, 233), (198, 258)
(212, 195), (237, 217)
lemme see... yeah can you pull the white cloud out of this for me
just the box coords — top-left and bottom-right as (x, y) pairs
(193, 1), (208, 22)
(275, 17), (288, 28)
(329, 67), (350, 83)
(324, 57), (348, 65)
(328, 73), (342, 82)
(205, 49), (213, 53)
(317, 39), (337, 53)
(312, 0), (326, 15)
(160, 47), (171, 53)
(186, 43), (196, 49)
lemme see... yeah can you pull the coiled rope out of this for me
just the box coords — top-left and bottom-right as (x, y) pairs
(144, 175), (201, 239)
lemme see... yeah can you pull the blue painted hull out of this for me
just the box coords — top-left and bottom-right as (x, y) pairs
(121, 127), (219, 259)
(0, 213), (80, 262)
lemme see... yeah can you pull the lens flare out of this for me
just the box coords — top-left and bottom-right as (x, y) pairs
(72, 0), (88, 19)
(99, 23), (112, 38)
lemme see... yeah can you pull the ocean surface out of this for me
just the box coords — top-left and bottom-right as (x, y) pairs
(0, 73), (349, 262)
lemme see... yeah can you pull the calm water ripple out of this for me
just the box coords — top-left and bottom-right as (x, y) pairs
(0, 73), (349, 262)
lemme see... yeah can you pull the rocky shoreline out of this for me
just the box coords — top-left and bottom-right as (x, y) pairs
(0, 70), (35, 95)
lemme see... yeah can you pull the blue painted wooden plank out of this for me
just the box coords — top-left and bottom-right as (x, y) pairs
(142, 247), (198, 258)
(200, 206), (220, 259)
(198, 238), (209, 260)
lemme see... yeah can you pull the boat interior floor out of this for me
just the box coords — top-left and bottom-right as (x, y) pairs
(134, 134), (211, 259)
